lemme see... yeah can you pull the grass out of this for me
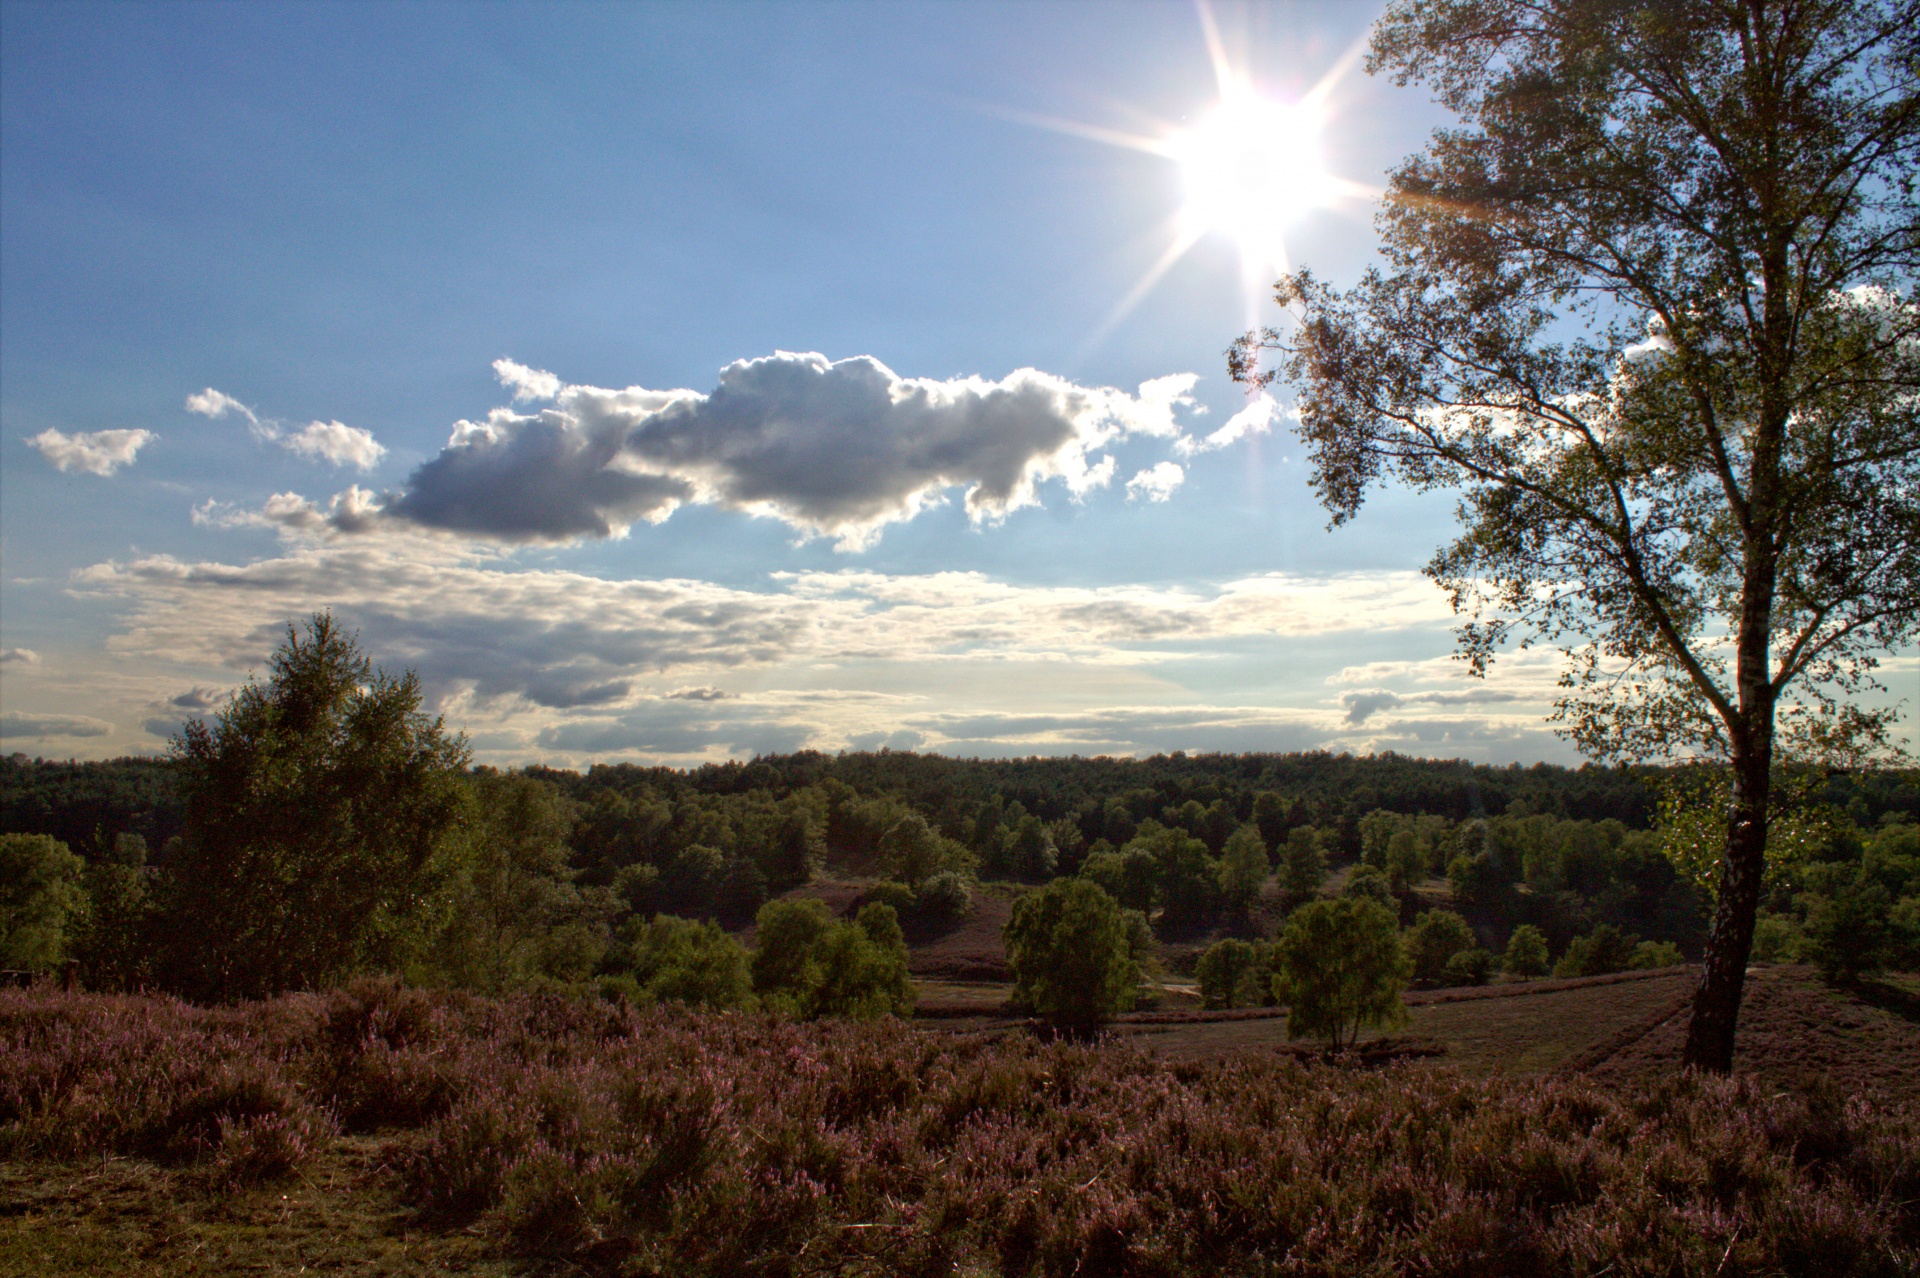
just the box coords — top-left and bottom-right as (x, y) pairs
(4, 980), (1917, 1276)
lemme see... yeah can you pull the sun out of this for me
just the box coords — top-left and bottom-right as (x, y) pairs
(1169, 88), (1334, 273)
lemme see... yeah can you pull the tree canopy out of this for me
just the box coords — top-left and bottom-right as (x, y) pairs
(1235, 0), (1919, 1070)
(160, 613), (469, 999)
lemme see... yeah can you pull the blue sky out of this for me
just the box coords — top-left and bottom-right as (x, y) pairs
(10, 1), (1890, 768)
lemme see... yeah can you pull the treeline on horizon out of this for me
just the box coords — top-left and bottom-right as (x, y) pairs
(11, 743), (1920, 860)
(5, 741), (1919, 1002)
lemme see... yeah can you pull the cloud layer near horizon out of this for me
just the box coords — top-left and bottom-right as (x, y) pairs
(233, 353), (1214, 550)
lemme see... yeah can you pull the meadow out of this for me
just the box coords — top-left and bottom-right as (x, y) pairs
(5, 978), (1918, 1277)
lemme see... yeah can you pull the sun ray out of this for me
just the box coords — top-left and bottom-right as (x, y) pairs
(1075, 224), (1207, 361)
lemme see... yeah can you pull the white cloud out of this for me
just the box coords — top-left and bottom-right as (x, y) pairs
(282, 420), (386, 470)
(1175, 392), (1278, 456)
(186, 386), (384, 469)
(1125, 461), (1185, 503)
(493, 357), (564, 402)
(26, 428), (155, 476)
(0, 648), (40, 666)
(252, 353), (1203, 551)
(1, 712), (112, 739)
(185, 387), (259, 426)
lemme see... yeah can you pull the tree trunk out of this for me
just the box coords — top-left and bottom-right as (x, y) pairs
(1683, 684), (1776, 1071)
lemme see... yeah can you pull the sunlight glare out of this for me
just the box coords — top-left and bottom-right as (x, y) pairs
(1170, 89), (1333, 272)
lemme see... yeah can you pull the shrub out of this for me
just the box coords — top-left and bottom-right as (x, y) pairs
(1282, 826), (1327, 899)
(877, 814), (975, 887)
(1218, 825), (1270, 917)
(861, 880), (919, 916)
(1503, 924), (1550, 978)
(1195, 937), (1274, 1009)
(1405, 909), (1477, 985)
(1554, 924), (1640, 978)
(1078, 845), (1158, 914)
(1272, 897), (1409, 1051)
(914, 871), (974, 923)
(0, 832), (86, 971)
(1806, 881), (1893, 982)
(1443, 947), (1494, 986)
(1751, 911), (1810, 964)
(1630, 940), (1686, 970)
(1342, 863), (1395, 907)
(1004, 879), (1138, 1028)
(749, 898), (914, 1018)
(619, 915), (753, 1009)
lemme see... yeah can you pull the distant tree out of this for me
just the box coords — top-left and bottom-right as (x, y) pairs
(1443, 946), (1494, 987)
(1554, 924), (1641, 979)
(1272, 897), (1410, 1051)
(1629, 940), (1686, 970)
(1233, 0), (1920, 1073)
(878, 813), (974, 888)
(1502, 924), (1551, 979)
(156, 614), (469, 999)
(0, 832), (85, 971)
(1385, 828), (1427, 892)
(749, 897), (913, 1018)
(427, 772), (579, 992)
(914, 870), (974, 924)
(1805, 880), (1893, 982)
(1150, 827), (1220, 933)
(1079, 842), (1160, 914)
(70, 832), (153, 990)
(1196, 937), (1274, 1009)
(1004, 878), (1139, 1029)
(1252, 791), (1290, 851)
(616, 914), (753, 1008)
(1282, 827), (1328, 901)
(1218, 824), (1270, 919)
(1405, 909), (1477, 985)
(1341, 863), (1396, 909)
(1358, 810), (1402, 870)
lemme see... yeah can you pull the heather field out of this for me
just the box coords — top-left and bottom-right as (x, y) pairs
(5, 982), (1919, 1276)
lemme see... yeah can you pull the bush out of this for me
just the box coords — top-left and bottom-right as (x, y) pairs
(1629, 940), (1686, 970)
(1004, 879), (1138, 1028)
(1195, 938), (1274, 1009)
(0, 832), (86, 971)
(1443, 946), (1494, 986)
(1806, 880), (1893, 982)
(749, 898), (913, 1019)
(915, 871), (974, 923)
(1751, 911), (1810, 964)
(617, 915), (753, 1009)
(1554, 924), (1640, 978)
(861, 880), (919, 916)
(1405, 909), (1477, 985)
(1272, 897), (1409, 1051)
(1341, 863), (1395, 908)
(1502, 924), (1551, 978)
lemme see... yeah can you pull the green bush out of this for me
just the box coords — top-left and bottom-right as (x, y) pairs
(618, 915), (753, 1008)
(1195, 937), (1275, 1009)
(1806, 881), (1892, 982)
(1004, 879), (1139, 1028)
(0, 832), (86, 971)
(1282, 827), (1327, 900)
(1750, 911), (1810, 964)
(1442, 946), (1494, 986)
(861, 881), (918, 916)
(1341, 863), (1394, 908)
(1404, 909), (1476, 985)
(914, 871), (973, 923)
(749, 898), (913, 1019)
(1502, 924), (1550, 978)
(1272, 897), (1409, 1051)
(1553, 924), (1639, 978)
(1629, 940), (1686, 970)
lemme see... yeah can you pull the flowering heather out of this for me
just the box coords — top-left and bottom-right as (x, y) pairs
(3, 982), (1916, 1275)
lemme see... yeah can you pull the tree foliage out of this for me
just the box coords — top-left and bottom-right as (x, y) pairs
(1234, 0), (1920, 1071)
(0, 832), (85, 971)
(1004, 878), (1140, 1028)
(159, 613), (470, 999)
(1273, 897), (1410, 1051)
